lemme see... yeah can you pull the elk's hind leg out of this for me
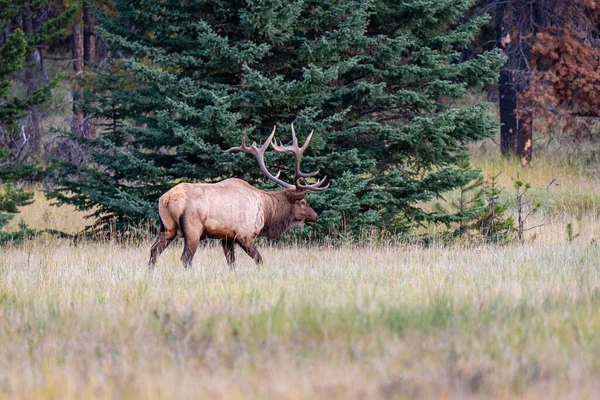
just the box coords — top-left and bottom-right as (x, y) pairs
(238, 237), (263, 265)
(222, 239), (236, 268)
(149, 220), (176, 269)
(180, 215), (203, 269)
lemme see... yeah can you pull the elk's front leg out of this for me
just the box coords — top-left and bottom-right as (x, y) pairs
(222, 239), (236, 268)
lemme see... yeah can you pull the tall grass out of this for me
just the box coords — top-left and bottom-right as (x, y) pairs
(3, 138), (600, 398)
(6, 190), (90, 234)
(2, 239), (600, 398)
(464, 139), (600, 244)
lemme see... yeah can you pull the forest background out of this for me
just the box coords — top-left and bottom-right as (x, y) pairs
(5, 2), (600, 398)
(2, 0), (600, 243)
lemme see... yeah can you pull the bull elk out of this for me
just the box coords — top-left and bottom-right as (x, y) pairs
(149, 124), (329, 269)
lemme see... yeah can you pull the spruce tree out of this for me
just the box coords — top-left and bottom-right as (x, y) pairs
(0, 1), (77, 242)
(50, 0), (503, 238)
(434, 155), (485, 241)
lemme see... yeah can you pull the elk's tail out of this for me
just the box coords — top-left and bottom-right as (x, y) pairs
(158, 218), (166, 233)
(157, 193), (179, 239)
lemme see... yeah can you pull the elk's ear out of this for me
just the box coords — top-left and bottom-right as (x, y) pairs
(283, 190), (306, 203)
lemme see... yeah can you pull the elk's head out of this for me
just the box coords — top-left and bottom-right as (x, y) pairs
(226, 124), (329, 226)
(282, 190), (319, 225)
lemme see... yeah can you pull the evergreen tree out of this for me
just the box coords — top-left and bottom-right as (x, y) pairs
(0, 1), (77, 242)
(475, 173), (515, 244)
(434, 155), (485, 241)
(50, 0), (503, 238)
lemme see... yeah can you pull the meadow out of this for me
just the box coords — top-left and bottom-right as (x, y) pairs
(3, 142), (600, 399)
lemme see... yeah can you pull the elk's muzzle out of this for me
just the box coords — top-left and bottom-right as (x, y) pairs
(306, 209), (319, 225)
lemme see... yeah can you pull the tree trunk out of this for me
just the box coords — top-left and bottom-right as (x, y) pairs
(83, 3), (96, 138)
(517, 110), (533, 165)
(497, 2), (518, 157)
(83, 3), (96, 64)
(71, 20), (85, 138)
(498, 68), (518, 156)
(21, 7), (46, 161)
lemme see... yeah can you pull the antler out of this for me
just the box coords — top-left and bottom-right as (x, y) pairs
(226, 126), (295, 189)
(226, 124), (330, 192)
(271, 123), (330, 192)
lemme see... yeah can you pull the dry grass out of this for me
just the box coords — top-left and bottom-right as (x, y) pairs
(4, 140), (600, 398)
(6, 190), (90, 234)
(2, 239), (600, 399)
(465, 139), (600, 244)
(471, 138), (600, 194)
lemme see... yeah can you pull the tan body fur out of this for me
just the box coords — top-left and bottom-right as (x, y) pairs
(149, 178), (318, 268)
(160, 179), (265, 241)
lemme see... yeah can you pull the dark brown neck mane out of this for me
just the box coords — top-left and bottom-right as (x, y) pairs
(259, 190), (296, 239)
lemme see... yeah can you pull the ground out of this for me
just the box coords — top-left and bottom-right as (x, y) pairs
(3, 142), (600, 399)
(2, 240), (600, 399)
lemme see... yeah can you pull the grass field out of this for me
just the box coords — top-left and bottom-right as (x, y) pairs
(2, 240), (600, 399)
(3, 142), (600, 398)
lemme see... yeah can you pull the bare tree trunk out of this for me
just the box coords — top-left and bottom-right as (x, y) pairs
(83, 3), (96, 64)
(517, 110), (533, 165)
(21, 7), (46, 162)
(498, 72), (518, 156)
(497, 2), (518, 157)
(71, 19), (85, 138)
(83, 2), (96, 138)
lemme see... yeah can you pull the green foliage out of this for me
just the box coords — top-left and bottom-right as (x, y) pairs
(0, 28), (26, 99)
(0, 1), (77, 243)
(0, 182), (33, 213)
(435, 155), (485, 240)
(0, 181), (35, 244)
(435, 169), (546, 245)
(0, 2), (77, 131)
(514, 179), (541, 243)
(50, 0), (503, 238)
(26, 4), (79, 49)
(474, 173), (516, 244)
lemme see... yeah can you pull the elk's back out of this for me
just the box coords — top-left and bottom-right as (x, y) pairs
(159, 179), (265, 239)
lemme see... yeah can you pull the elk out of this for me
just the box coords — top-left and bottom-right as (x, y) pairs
(149, 124), (329, 269)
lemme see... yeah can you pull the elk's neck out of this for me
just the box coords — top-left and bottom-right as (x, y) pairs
(260, 191), (295, 239)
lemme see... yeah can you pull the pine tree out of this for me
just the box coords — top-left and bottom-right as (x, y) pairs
(434, 155), (485, 241)
(0, 1), (77, 242)
(50, 0), (503, 238)
(475, 173), (515, 244)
